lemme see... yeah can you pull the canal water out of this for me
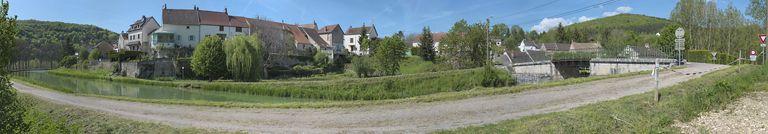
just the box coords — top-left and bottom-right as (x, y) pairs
(14, 71), (311, 103)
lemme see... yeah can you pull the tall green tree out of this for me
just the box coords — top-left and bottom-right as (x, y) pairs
(747, 0), (767, 31)
(490, 23), (510, 39)
(0, 1), (27, 132)
(419, 27), (436, 61)
(374, 36), (408, 75)
(555, 23), (568, 43)
(440, 19), (488, 69)
(505, 25), (526, 51)
(191, 36), (227, 82)
(224, 35), (264, 82)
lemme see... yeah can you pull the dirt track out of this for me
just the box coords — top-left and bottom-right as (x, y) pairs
(13, 63), (726, 133)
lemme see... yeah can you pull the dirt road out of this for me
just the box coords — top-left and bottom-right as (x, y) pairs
(13, 63), (726, 133)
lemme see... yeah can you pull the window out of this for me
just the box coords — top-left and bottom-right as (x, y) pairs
(189, 35), (194, 41)
(236, 27), (242, 32)
(350, 45), (357, 51)
(186, 26), (190, 29)
(177, 35), (181, 41)
(349, 38), (353, 43)
(219, 26), (224, 31)
(138, 35), (141, 39)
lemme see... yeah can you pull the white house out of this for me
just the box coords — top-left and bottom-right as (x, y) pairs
(343, 24), (378, 55)
(118, 16), (160, 54)
(518, 39), (539, 52)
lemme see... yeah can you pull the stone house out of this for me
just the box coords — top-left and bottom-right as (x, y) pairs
(319, 24), (346, 57)
(118, 16), (160, 54)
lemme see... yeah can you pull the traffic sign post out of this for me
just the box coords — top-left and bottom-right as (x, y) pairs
(760, 34), (767, 65)
(750, 50), (757, 63)
(675, 28), (685, 65)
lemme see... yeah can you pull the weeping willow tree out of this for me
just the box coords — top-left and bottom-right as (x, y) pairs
(224, 35), (264, 82)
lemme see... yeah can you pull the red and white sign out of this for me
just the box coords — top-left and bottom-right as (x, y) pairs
(760, 34), (767, 44)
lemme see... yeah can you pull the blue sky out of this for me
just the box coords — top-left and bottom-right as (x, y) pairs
(8, 0), (751, 36)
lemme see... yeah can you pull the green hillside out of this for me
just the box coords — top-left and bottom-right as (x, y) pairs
(14, 20), (118, 61)
(536, 14), (674, 49)
(566, 14), (672, 34)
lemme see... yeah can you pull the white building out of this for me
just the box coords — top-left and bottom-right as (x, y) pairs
(518, 39), (540, 52)
(151, 6), (249, 58)
(118, 16), (160, 54)
(343, 24), (378, 55)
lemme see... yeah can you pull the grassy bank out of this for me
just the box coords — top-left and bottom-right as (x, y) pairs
(440, 65), (765, 133)
(15, 69), (650, 108)
(17, 94), (207, 133)
(48, 68), (515, 101)
(48, 68), (178, 87)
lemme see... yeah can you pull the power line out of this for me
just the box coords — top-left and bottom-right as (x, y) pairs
(496, 0), (562, 20)
(516, 0), (624, 26)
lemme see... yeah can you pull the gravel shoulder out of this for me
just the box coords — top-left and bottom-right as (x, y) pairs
(13, 63), (726, 133)
(675, 92), (768, 133)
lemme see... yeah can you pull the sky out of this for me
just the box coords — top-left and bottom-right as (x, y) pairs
(7, 0), (752, 36)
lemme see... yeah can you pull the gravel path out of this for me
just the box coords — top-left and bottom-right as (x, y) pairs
(13, 63), (725, 133)
(675, 92), (768, 133)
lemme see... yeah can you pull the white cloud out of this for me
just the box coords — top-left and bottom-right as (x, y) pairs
(578, 16), (594, 22)
(603, 6), (633, 17)
(531, 18), (572, 33)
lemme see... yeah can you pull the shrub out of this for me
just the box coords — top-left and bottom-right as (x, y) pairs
(352, 56), (375, 78)
(479, 65), (516, 87)
(191, 36), (227, 81)
(58, 56), (78, 68)
(313, 51), (330, 69)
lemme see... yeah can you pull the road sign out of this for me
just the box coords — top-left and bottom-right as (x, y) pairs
(675, 39), (685, 50)
(750, 50), (757, 61)
(711, 52), (717, 61)
(760, 34), (767, 44)
(675, 28), (685, 39)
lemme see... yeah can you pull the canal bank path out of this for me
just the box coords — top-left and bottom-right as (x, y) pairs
(13, 63), (726, 133)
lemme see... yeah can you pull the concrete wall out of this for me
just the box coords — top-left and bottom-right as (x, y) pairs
(590, 58), (675, 76)
(513, 63), (557, 74)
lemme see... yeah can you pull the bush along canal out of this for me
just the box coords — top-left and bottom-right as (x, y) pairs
(13, 71), (312, 103)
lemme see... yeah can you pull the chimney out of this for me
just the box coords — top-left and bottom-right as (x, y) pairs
(194, 5), (198, 10)
(224, 8), (228, 14)
(162, 4), (166, 9)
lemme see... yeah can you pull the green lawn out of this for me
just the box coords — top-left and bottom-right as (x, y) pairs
(440, 65), (766, 133)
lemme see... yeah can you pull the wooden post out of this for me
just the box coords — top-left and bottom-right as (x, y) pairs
(654, 58), (660, 103)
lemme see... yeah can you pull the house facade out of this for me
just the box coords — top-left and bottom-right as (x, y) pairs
(343, 24), (378, 55)
(151, 6), (249, 58)
(319, 24), (346, 56)
(118, 16), (160, 54)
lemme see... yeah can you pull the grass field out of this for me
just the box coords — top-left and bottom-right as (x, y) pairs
(17, 93), (207, 133)
(440, 65), (766, 133)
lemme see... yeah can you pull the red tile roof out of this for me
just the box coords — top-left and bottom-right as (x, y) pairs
(162, 9), (248, 27)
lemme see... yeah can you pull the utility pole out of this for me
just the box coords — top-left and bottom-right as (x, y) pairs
(486, 17), (491, 64)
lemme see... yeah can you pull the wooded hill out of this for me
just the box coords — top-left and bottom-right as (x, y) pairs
(14, 20), (118, 62)
(536, 14), (673, 44)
